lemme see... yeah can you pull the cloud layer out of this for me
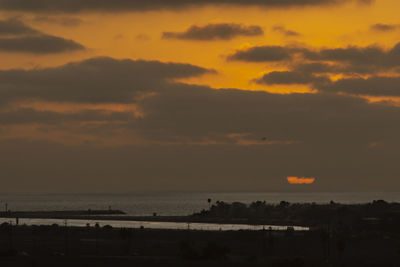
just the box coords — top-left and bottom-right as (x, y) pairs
(0, 57), (212, 104)
(0, 0), (369, 13)
(1, 55), (400, 191)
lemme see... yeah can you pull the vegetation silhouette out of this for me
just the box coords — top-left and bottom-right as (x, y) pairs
(0, 200), (399, 266)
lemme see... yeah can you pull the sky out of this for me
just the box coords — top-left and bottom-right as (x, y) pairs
(0, 0), (400, 193)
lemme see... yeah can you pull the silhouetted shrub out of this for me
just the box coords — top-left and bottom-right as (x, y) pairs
(103, 224), (113, 230)
(0, 222), (10, 229)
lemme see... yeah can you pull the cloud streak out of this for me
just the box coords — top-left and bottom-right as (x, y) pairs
(0, 35), (85, 54)
(272, 25), (301, 37)
(228, 45), (297, 62)
(163, 23), (263, 41)
(0, 18), (84, 54)
(0, 0), (369, 13)
(321, 76), (400, 96)
(0, 18), (39, 36)
(255, 71), (329, 85)
(370, 23), (398, 32)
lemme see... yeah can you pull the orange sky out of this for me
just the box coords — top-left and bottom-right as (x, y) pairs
(1, 0), (400, 91)
(0, 0), (399, 145)
(1, 0), (400, 192)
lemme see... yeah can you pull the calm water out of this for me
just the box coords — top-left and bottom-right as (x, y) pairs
(0, 192), (398, 216)
(0, 218), (309, 231)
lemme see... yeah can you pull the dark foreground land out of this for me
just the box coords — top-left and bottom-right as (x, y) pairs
(0, 223), (399, 267)
(1, 200), (400, 266)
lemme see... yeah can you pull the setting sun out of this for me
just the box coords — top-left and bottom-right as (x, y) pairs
(287, 176), (316, 185)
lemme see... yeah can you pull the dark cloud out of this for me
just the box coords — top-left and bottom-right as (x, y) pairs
(230, 42), (400, 98)
(261, 52), (400, 96)
(163, 23), (263, 41)
(272, 25), (301, 37)
(0, 0), (369, 13)
(304, 46), (385, 64)
(321, 76), (400, 96)
(370, 23), (398, 32)
(228, 45), (297, 62)
(249, 47), (400, 96)
(288, 62), (369, 80)
(0, 35), (85, 54)
(255, 71), (329, 85)
(293, 62), (342, 74)
(0, 57), (213, 104)
(230, 43), (400, 68)
(88, 87), (400, 191)
(2, 56), (400, 192)
(303, 43), (400, 72)
(0, 18), (39, 36)
(3, 84), (400, 192)
(232, 42), (400, 76)
(0, 18), (85, 54)
(132, 84), (400, 148)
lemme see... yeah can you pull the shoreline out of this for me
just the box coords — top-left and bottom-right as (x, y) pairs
(0, 210), (309, 228)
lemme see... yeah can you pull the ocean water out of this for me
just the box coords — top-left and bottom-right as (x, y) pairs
(0, 192), (398, 216)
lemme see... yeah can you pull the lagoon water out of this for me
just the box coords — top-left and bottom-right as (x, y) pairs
(0, 192), (398, 216)
(0, 218), (309, 231)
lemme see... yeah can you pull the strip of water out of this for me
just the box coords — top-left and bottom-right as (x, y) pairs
(0, 218), (309, 231)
